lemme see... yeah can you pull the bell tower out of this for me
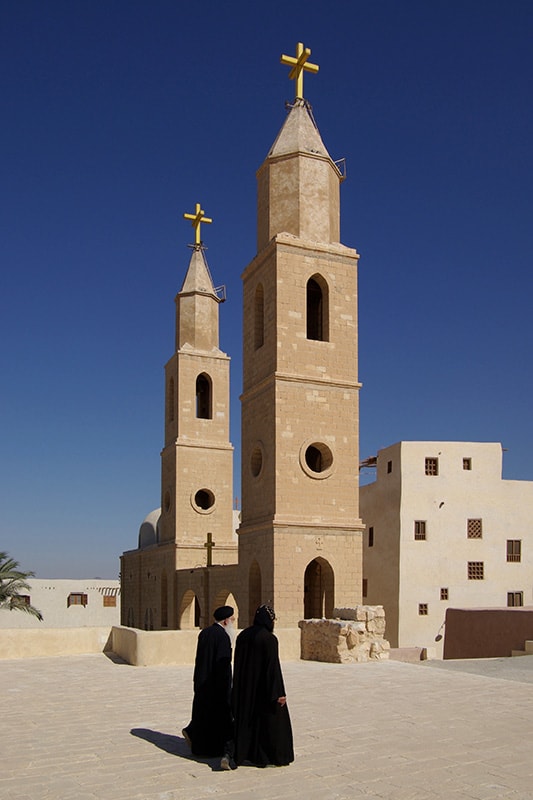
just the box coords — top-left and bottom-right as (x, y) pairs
(239, 44), (364, 626)
(160, 204), (234, 571)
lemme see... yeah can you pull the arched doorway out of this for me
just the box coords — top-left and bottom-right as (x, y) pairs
(179, 590), (201, 629)
(144, 607), (154, 630)
(304, 557), (334, 619)
(248, 560), (262, 625)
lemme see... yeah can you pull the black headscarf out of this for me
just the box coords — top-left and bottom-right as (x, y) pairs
(253, 604), (276, 632)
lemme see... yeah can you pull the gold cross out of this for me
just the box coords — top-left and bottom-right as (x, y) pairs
(204, 532), (215, 567)
(183, 202), (212, 246)
(280, 41), (319, 100)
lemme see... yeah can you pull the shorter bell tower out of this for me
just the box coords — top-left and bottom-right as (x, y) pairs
(160, 204), (235, 571)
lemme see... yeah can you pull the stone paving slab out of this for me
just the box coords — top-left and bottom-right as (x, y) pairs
(2, 653), (533, 800)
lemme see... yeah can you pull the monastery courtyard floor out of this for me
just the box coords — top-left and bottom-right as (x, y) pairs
(3, 652), (533, 800)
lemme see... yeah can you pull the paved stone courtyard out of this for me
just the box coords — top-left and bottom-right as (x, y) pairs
(2, 652), (533, 800)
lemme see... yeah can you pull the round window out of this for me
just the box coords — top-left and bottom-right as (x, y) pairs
(192, 488), (216, 513)
(250, 443), (264, 478)
(300, 441), (334, 479)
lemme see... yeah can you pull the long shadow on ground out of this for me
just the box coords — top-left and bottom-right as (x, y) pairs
(130, 728), (223, 771)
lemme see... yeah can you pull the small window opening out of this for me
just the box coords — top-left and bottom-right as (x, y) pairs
(196, 373), (212, 419)
(67, 593), (88, 607)
(507, 540), (521, 563)
(254, 284), (264, 350)
(306, 276), (329, 341)
(467, 519), (483, 539)
(414, 521), (427, 540)
(467, 561), (484, 580)
(507, 591), (523, 607)
(425, 457), (439, 476)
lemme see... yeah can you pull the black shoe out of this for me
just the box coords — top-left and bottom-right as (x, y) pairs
(220, 754), (237, 770)
(182, 728), (192, 750)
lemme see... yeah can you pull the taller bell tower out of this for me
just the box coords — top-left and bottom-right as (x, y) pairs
(239, 44), (364, 626)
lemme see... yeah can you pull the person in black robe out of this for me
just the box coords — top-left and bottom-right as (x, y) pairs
(232, 604), (294, 767)
(182, 605), (236, 766)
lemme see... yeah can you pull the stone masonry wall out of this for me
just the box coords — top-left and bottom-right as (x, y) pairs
(299, 605), (390, 663)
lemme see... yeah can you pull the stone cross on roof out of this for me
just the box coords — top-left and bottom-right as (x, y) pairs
(204, 532), (215, 567)
(183, 202), (212, 246)
(281, 41), (319, 100)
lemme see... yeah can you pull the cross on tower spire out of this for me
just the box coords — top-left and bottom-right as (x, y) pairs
(280, 41), (319, 100)
(183, 202), (212, 247)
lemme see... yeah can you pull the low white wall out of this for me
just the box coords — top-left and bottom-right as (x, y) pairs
(111, 626), (302, 666)
(0, 627), (113, 659)
(0, 625), (302, 664)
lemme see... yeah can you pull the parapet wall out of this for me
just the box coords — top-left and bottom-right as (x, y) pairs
(0, 627), (113, 659)
(111, 626), (301, 665)
(443, 607), (533, 659)
(0, 625), (301, 664)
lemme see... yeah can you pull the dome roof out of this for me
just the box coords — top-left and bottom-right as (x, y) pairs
(138, 508), (161, 549)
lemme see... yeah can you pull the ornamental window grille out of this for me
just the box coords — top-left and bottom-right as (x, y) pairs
(425, 457), (439, 476)
(467, 519), (482, 539)
(467, 561), (484, 580)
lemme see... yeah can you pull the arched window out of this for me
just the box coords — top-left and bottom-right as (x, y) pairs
(167, 378), (175, 423)
(254, 283), (264, 350)
(196, 373), (212, 419)
(161, 571), (168, 628)
(306, 275), (329, 341)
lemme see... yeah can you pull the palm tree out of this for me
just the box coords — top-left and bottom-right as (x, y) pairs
(0, 552), (43, 621)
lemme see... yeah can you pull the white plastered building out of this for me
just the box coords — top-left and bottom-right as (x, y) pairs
(0, 579), (120, 629)
(360, 441), (533, 657)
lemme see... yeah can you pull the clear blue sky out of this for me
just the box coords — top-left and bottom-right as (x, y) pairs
(1, 1), (532, 578)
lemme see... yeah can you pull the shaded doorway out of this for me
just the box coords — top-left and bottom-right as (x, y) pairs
(248, 560), (262, 626)
(304, 557), (334, 619)
(179, 590), (201, 629)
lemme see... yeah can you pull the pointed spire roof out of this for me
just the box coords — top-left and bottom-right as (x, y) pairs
(266, 101), (332, 161)
(179, 246), (217, 298)
(256, 101), (342, 250)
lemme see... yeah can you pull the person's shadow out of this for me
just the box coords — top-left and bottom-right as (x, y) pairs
(130, 728), (223, 771)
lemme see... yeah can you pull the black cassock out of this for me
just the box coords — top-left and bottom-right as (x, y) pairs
(232, 612), (294, 767)
(183, 623), (233, 756)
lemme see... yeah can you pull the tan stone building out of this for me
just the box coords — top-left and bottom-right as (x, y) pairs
(360, 441), (533, 656)
(121, 51), (363, 630)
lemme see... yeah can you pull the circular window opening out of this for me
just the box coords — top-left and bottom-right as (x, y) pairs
(194, 489), (215, 510)
(250, 444), (263, 477)
(164, 490), (172, 513)
(302, 441), (334, 478)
